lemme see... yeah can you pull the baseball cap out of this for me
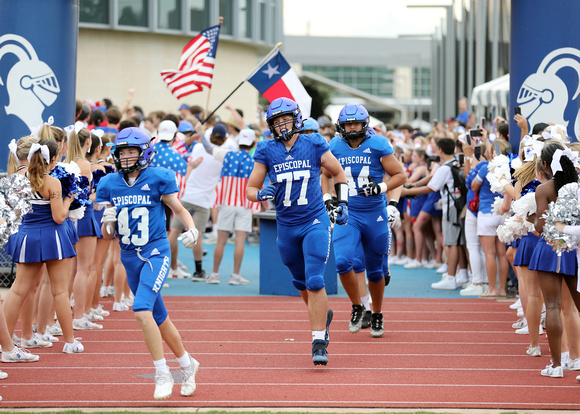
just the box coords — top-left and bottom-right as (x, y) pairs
(211, 123), (227, 138)
(178, 120), (194, 133)
(238, 129), (256, 146)
(178, 104), (190, 111)
(157, 120), (178, 141)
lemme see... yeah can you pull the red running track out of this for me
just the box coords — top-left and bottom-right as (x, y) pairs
(1, 296), (579, 410)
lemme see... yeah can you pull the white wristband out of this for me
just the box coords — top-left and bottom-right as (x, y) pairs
(323, 193), (333, 202)
(378, 182), (388, 193)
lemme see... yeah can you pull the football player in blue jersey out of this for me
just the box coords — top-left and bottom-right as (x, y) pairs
(247, 97), (348, 366)
(323, 104), (406, 338)
(95, 127), (201, 400)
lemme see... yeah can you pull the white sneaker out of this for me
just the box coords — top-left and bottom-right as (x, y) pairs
(177, 260), (188, 271)
(1, 347), (39, 362)
(229, 273), (250, 285)
(459, 283), (486, 296)
(20, 333), (53, 348)
(154, 370), (174, 399)
(517, 307), (524, 317)
(203, 235), (217, 245)
(113, 302), (130, 312)
(73, 318), (103, 330)
(47, 322), (63, 336)
(563, 355), (580, 371)
(0, 370), (7, 379)
(509, 298), (522, 310)
(180, 353), (200, 396)
(93, 305), (110, 317)
(11, 334), (20, 347)
(541, 364), (563, 378)
(424, 259), (438, 269)
(85, 312), (104, 322)
(106, 286), (115, 296)
(526, 345), (541, 357)
(436, 263), (448, 274)
(512, 317), (527, 329)
(206, 272), (220, 284)
(38, 332), (59, 343)
(431, 276), (458, 290)
(404, 259), (423, 269)
(390, 255), (409, 266)
(455, 275), (470, 288)
(169, 266), (190, 279)
(63, 338), (84, 354)
(99, 286), (107, 298)
(516, 325), (543, 335)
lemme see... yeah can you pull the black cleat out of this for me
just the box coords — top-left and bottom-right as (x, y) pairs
(361, 310), (372, 329)
(349, 304), (365, 333)
(312, 339), (328, 366)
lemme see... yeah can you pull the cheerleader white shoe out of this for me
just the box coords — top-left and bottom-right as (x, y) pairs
(73, 318), (103, 330)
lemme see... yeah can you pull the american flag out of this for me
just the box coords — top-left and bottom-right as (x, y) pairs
(150, 142), (188, 198)
(215, 151), (260, 213)
(160, 24), (221, 99)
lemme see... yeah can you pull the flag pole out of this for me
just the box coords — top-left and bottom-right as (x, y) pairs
(203, 16), (223, 119)
(201, 42), (282, 124)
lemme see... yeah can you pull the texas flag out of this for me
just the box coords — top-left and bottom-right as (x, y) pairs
(246, 49), (312, 118)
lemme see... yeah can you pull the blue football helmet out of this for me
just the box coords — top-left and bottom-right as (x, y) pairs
(266, 97), (303, 141)
(302, 118), (320, 132)
(337, 103), (369, 141)
(111, 127), (155, 173)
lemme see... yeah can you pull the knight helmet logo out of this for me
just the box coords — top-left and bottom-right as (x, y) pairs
(0, 34), (60, 133)
(517, 47), (580, 139)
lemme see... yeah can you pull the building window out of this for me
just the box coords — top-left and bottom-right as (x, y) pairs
(158, 0), (181, 30)
(79, 0), (108, 24)
(238, 0), (253, 39)
(118, 0), (148, 27)
(189, 0), (209, 31)
(413, 67), (431, 98)
(303, 65), (395, 98)
(259, 0), (267, 41)
(219, 0), (233, 35)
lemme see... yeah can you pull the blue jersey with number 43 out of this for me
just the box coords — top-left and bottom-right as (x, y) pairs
(329, 134), (394, 212)
(253, 133), (329, 226)
(95, 167), (178, 250)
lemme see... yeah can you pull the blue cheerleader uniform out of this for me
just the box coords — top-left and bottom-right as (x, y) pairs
(513, 233), (539, 266)
(6, 194), (76, 263)
(75, 202), (102, 238)
(513, 180), (541, 266)
(528, 237), (577, 275)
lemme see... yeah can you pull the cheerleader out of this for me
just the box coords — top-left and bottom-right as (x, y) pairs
(65, 127), (102, 330)
(509, 150), (543, 355)
(529, 141), (580, 377)
(4, 139), (83, 353)
(84, 131), (111, 321)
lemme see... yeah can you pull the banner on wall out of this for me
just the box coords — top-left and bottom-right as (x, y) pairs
(0, 0), (78, 172)
(511, 0), (580, 151)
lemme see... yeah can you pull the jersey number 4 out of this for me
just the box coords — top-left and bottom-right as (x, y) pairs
(118, 207), (149, 246)
(344, 165), (370, 196)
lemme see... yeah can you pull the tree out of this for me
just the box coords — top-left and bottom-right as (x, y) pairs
(300, 77), (333, 119)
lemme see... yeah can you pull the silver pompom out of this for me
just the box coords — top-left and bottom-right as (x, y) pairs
(0, 174), (33, 247)
(543, 182), (580, 254)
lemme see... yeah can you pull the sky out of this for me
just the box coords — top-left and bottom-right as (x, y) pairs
(283, 0), (451, 38)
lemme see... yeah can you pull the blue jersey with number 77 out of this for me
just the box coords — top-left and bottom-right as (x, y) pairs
(253, 133), (329, 226)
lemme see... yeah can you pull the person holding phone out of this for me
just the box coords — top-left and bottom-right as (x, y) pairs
(471, 139), (509, 298)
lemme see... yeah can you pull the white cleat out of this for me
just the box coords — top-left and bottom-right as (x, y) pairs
(180, 354), (200, 396)
(154, 370), (174, 400)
